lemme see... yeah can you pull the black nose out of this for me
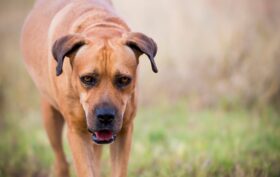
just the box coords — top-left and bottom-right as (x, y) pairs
(96, 106), (115, 124)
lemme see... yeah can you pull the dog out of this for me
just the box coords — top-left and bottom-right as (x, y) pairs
(20, 0), (158, 177)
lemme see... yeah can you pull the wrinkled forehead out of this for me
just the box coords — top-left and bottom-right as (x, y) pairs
(74, 39), (137, 76)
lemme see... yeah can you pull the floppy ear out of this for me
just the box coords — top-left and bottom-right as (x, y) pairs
(52, 34), (87, 76)
(125, 32), (158, 73)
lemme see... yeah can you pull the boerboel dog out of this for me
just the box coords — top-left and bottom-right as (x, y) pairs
(20, 0), (157, 177)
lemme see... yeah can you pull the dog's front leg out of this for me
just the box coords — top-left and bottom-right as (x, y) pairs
(110, 124), (133, 177)
(67, 124), (96, 177)
(92, 144), (102, 177)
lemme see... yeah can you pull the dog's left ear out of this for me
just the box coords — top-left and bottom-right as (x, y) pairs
(52, 34), (87, 76)
(125, 32), (158, 73)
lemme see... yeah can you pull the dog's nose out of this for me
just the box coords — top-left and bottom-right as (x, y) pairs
(96, 107), (115, 124)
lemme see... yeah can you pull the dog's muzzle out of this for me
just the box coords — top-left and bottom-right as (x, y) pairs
(88, 105), (117, 144)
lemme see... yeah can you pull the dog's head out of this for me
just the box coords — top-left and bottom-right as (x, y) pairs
(52, 32), (157, 144)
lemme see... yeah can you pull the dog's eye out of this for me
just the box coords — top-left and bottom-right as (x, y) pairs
(115, 76), (131, 88)
(80, 75), (98, 87)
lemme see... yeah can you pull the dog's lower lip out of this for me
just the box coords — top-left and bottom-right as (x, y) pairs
(91, 130), (116, 144)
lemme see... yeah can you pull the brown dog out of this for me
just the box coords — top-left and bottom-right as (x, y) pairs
(20, 0), (157, 177)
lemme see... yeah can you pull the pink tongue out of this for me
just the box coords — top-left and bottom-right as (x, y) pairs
(95, 131), (113, 141)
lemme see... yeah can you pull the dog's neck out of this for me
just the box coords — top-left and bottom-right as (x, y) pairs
(70, 6), (130, 37)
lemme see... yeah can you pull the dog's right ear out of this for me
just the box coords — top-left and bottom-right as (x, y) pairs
(52, 34), (87, 76)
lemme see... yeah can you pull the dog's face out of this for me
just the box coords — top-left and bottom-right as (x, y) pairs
(52, 32), (157, 144)
(73, 39), (138, 144)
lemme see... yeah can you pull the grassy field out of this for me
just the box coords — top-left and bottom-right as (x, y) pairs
(1, 102), (280, 177)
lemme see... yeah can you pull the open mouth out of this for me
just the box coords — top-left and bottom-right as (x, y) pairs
(91, 130), (116, 144)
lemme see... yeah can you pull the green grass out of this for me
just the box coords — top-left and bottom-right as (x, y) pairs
(1, 102), (280, 177)
(130, 103), (280, 177)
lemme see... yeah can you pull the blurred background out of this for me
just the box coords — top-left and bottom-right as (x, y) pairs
(1, 0), (280, 176)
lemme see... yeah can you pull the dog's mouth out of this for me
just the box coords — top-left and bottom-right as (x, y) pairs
(91, 130), (116, 144)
